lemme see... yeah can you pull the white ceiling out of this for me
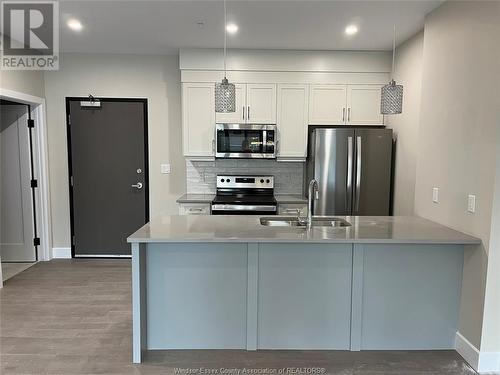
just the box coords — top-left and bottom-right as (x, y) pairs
(60, 0), (443, 55)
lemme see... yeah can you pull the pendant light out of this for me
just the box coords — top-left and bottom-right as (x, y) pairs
(215, 0), (236, 113)
(381, 25), (403, 115)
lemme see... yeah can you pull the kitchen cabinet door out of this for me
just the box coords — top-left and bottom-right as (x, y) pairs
(182, 83), (216, 158)
(246, 84), (277, 124)
(346, 85), (384, 125)
(309, 85), (347, 125)
(277, 84), (309, 160)
(215, 83), (246, 124)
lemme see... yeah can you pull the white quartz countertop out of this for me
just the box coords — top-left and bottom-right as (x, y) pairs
(128, 215), (481, 245)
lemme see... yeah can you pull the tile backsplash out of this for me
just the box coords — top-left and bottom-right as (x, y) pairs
(186, 159), (304, 195)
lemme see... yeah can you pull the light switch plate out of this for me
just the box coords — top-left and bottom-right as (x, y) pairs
(468, 194), (476, 213)
(161, 164), (171, 174)
(432, 187), (439, 203)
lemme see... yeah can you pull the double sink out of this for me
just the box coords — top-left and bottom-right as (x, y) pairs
(260, 216), (351, 228)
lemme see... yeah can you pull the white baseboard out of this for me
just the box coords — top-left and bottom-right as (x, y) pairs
(479, 352), (500, 374)
(456, 332), (480, 370)
(51, 247), (72, 259)
(456, 332), (500, 374)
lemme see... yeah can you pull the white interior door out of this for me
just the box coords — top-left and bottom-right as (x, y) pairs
(215, 84), (246, 124)
(0, 102), (36, 262)
(246, 84), (277, 124)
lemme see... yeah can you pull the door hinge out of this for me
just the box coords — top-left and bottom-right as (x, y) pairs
(34, 237), (40, 246)
(67, 114), (71, 126)
(70, 176), (74, 186)
(72, 236), (76, 246)
(31, 179), (38, 188)
(27, 119), (35, 128)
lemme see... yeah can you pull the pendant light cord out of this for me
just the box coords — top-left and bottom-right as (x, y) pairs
(223, 0), (227, 78)
(391, 25), (396, 80)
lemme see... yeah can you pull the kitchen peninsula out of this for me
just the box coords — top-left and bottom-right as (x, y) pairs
(127, 215), (480, 363)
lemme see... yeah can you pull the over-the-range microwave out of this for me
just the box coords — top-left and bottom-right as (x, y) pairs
(215, 123), (276, 159)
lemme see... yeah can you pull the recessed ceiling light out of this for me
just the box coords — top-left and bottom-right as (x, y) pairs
(345, 24), (358, 36)
(67, 18), (83, 32)
(226, 23), (238, 34)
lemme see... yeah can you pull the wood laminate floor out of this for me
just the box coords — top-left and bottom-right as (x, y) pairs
(2, 262), (37, 282)
(0, 260), (477, 375)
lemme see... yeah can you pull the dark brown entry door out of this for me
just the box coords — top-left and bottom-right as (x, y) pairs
(67, 99), (148, 257)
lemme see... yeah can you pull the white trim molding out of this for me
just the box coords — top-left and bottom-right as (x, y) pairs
(52, 247), (72, 259)
(0, 88), (52, 261)
(456, 332), (500, 374)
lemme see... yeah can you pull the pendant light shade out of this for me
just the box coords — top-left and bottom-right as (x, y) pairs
(381, 25), (403, 115)
(215, 0), (236, 113)
(215, 78), (236, 112)
(381, 79), (403, 114)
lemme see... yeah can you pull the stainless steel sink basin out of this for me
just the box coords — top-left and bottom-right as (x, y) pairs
(260, 216), (351, 228)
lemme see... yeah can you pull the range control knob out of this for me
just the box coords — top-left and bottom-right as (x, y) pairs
(260, 179), (265, 183)
(226, 179), (230, 183)
(220, 178), (225, 183)
(266, 179), (271, 184)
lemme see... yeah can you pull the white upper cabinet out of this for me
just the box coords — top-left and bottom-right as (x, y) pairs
(215, 83), (277, 124)
(309, 84), (384, 126)
(309, 85), (347, 125)
(346, 85), (384, 125)
(182, 83), (216, 158)
(215, 84), (246, 124)
(277, 84), (309, 160)
(246, 84), (277, 124)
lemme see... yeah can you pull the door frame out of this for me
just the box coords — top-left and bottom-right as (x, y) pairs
(65, 97), (150, 258)
(0, 88), (52, 261)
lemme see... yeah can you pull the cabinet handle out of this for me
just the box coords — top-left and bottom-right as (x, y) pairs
(348, 108), (351, 122)
(248, 106), (250, 120)
(212, 139), (215, 154)
(342, 108), (345, 123)
(243, 106), (245, 120)
(276, 140), (280, 156)
(188, 208), (204, 212)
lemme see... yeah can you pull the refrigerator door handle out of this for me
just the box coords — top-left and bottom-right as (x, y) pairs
(355, 136), (362, 212)
(347, 136), (353, 211)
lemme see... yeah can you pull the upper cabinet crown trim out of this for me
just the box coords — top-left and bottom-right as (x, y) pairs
(180, 49), (392, 73)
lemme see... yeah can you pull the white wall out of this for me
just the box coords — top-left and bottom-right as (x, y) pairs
(414, 0), (500, 352)
(43, 53), (183, 247)
(387, 31), (424, 216)
(0, 70), (45, 98)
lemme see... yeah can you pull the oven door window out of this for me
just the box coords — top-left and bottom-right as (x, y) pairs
(217, 129), (275, 155)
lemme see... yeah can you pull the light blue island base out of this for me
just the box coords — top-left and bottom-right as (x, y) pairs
(131, 241), (463, 363)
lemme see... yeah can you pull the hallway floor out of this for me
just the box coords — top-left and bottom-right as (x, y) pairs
(0, 260), (477, 375)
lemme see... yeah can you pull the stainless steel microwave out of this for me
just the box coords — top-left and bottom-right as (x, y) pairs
(215, 123), (276, 159)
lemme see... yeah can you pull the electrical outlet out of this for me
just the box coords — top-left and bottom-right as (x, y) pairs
(432, 187), (439, 203)
(160, 164), (171, 174)
(468, 194), (476, 213)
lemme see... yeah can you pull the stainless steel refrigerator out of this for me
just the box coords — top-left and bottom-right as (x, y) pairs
(306, 127), (393, 216)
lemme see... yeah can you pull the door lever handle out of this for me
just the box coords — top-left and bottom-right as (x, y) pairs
(131, 182), (143, 189)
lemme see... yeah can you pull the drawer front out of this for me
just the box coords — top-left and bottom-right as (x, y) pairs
(179, 203), (211, 215)
(278, 204), (307, 216)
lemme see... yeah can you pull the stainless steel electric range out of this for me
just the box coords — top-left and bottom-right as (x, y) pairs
(211, 175), (277, 215)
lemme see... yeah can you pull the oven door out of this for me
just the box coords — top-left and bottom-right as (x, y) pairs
(211, 204), (277, 215)
(215, 124), (276, 159)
